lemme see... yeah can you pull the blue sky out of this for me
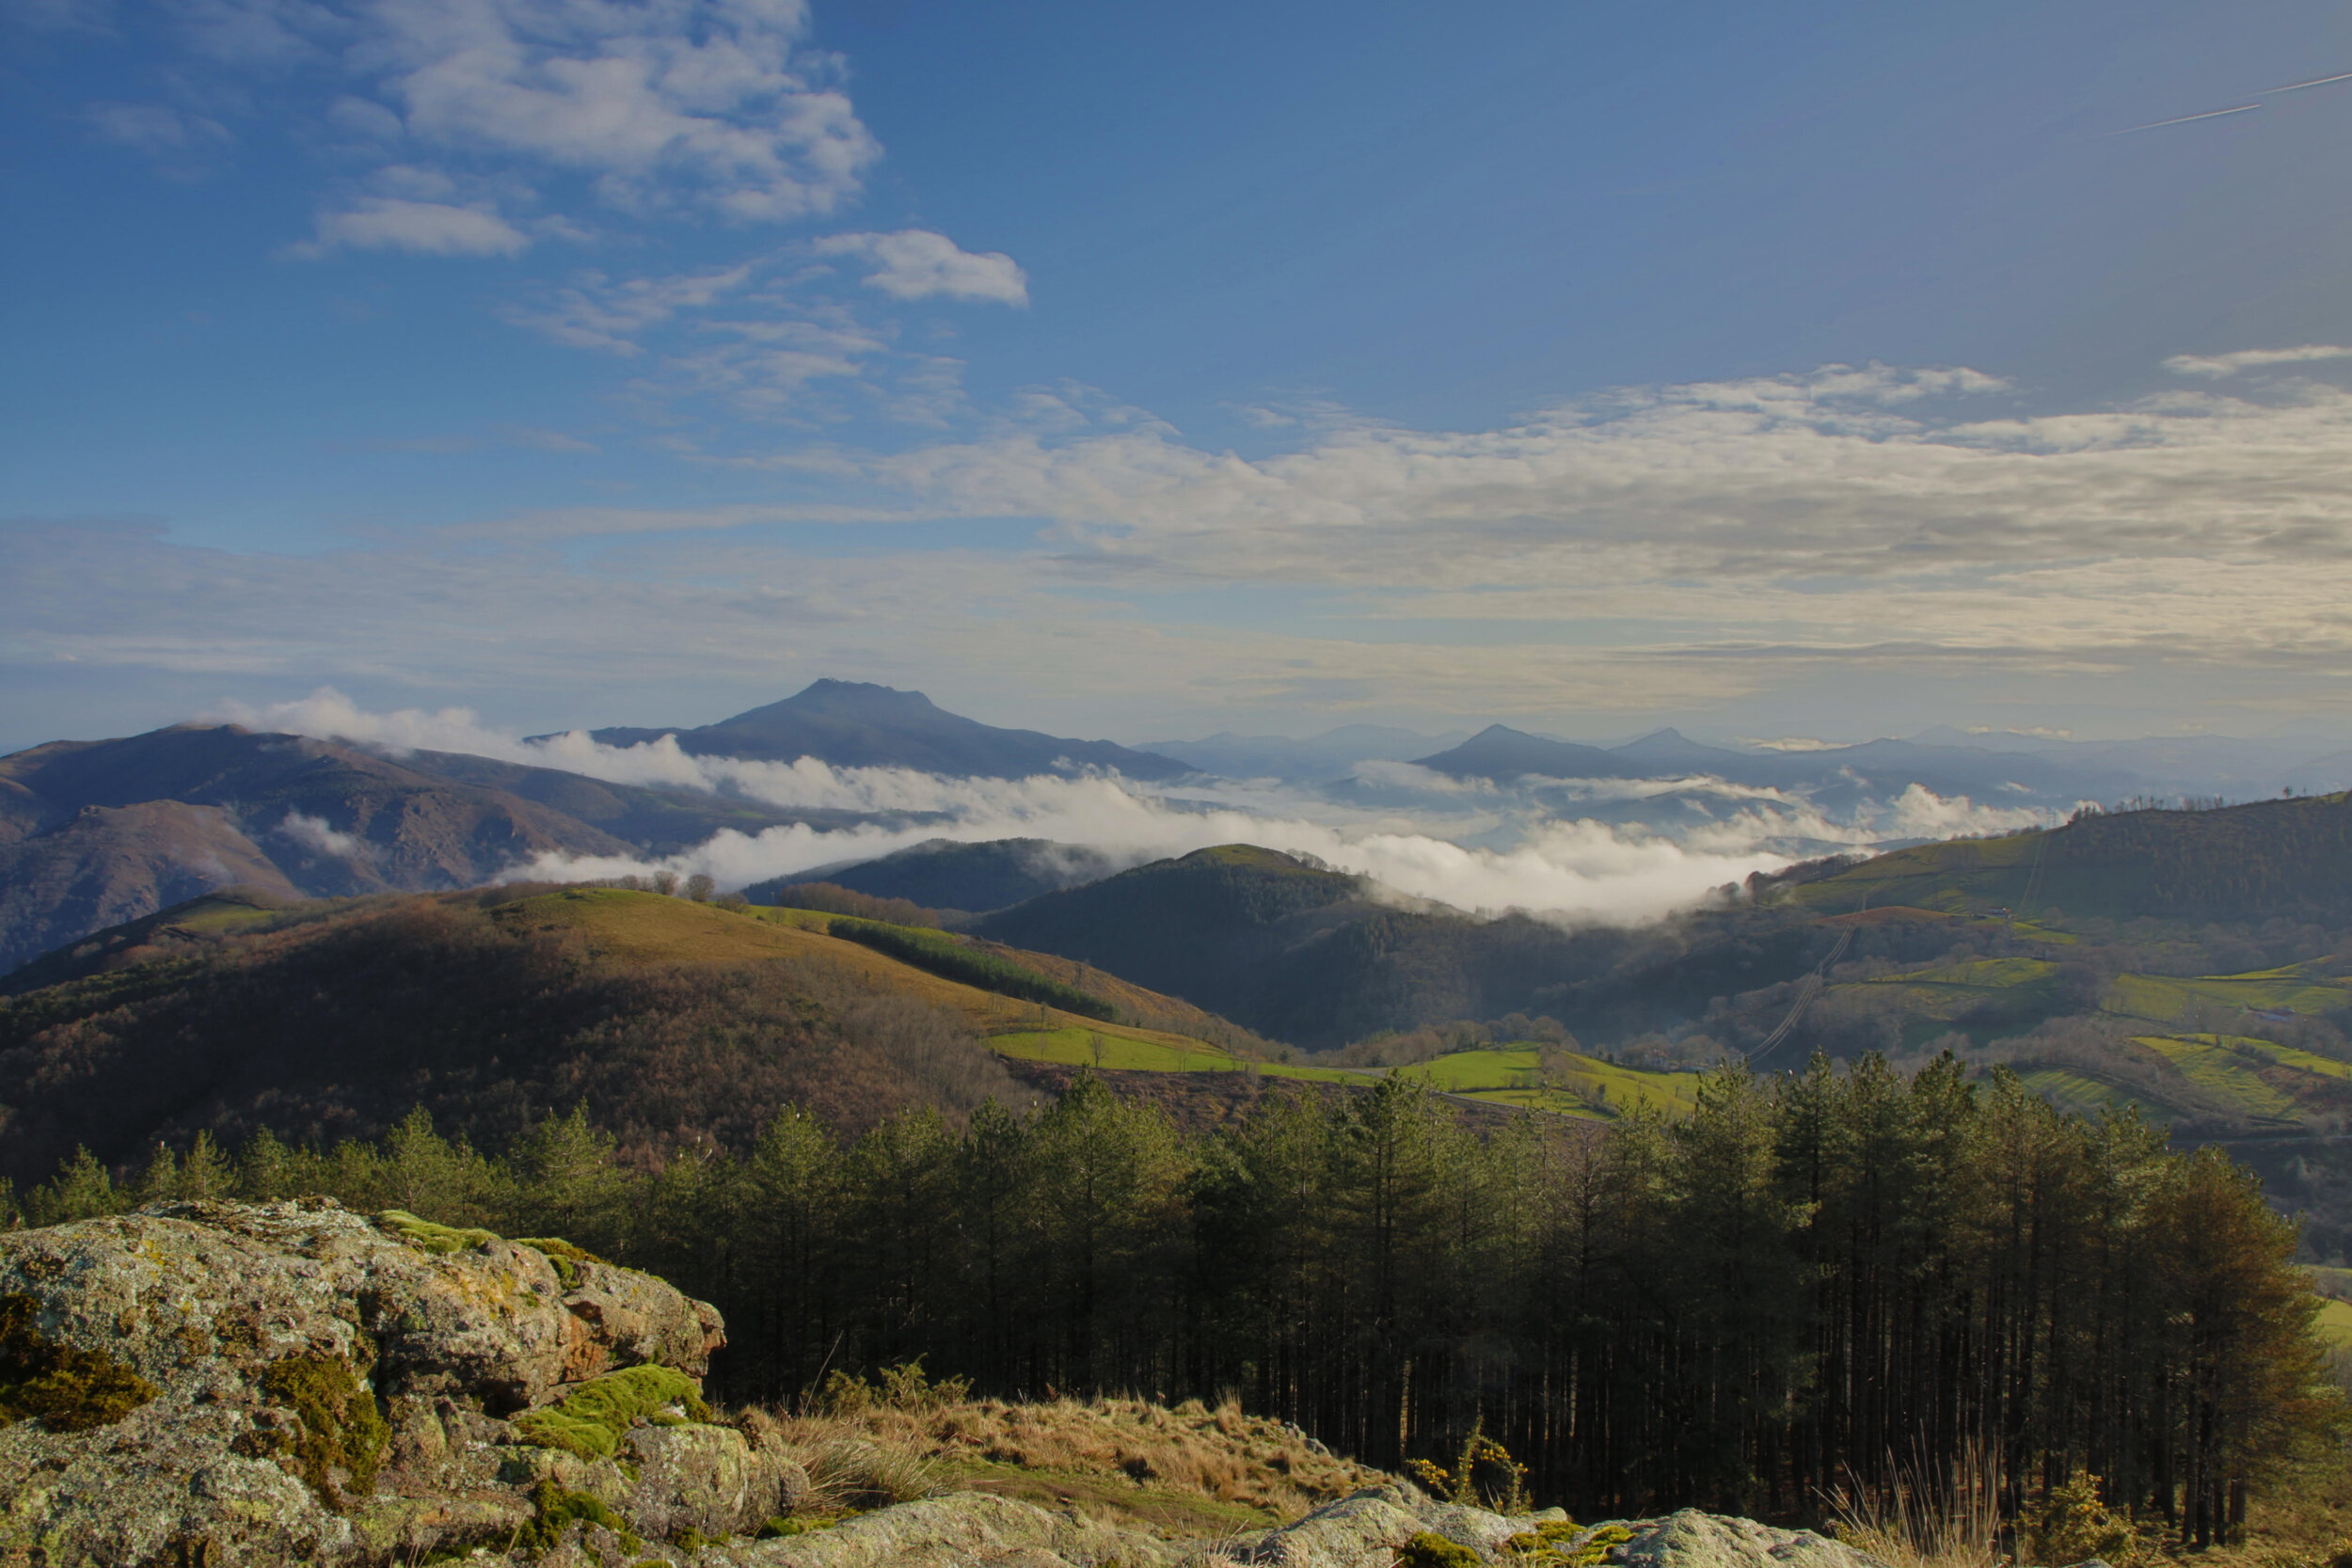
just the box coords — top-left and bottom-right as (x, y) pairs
(7, 0), (2352, 753)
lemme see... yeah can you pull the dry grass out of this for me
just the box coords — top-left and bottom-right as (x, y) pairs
(730, 1386), (1389, 1539)
(1820, 1449), (2004, 1568)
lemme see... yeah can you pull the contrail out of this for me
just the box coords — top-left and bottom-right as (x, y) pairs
(2269, 70), (2352, 93)
(2113, 103), (2262, 134)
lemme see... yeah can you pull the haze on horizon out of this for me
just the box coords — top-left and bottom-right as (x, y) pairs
(7, 0), (2352, 755)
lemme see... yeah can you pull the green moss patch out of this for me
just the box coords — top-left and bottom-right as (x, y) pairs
(512, 1365), (713, 1461)
(1399, 1532), (1484, 1568)
(0, 1292), (158, 1433)
(510, 1235), (606, 1289)
(261, 1351), (390, 1504)
(513, 1480), (641, 1554)
(375, 1210), (500, 1255)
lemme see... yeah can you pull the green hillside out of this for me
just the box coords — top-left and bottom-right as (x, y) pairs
(0, 884), (1264, 1185)
(1782, 790), (2352, 925)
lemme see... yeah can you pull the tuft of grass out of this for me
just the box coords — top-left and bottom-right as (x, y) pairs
(1820, 1448), (2002, 1568)
(513, 1366), (713, 1461)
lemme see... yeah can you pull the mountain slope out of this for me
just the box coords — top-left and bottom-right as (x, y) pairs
(0, 883), (1269, 1185)
(0, 725), (664, 972)
(969, 845), (1811, 1049)
(1781, 790), (2352, 925)
(771, 837), (1123, 915)
(589, 679), (1193, 780)
(1410, 725), (1635, 780)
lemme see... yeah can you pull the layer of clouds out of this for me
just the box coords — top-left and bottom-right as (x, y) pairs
(14, 354), (2352, 745)
(215, 690), (2061, 924)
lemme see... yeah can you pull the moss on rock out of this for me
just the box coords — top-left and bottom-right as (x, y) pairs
(0, 1291), (158, 1432)
(509, 1235), (607, 1289)
(260, 1351), (391, 1504)
(375, 1210), (501, 1255)
(512, 1365), (714, 1461)
(513, 1479), (642, 1554)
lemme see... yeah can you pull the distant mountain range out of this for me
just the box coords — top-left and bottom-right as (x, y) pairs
(0, 722), (854, 974)
(11, 673), (2352, 984)
(1141, 725), (1470, 781)
(0, 681), (1190, 972)
(1410, 724), (2127, 806)
(586, 679), (1193, 781)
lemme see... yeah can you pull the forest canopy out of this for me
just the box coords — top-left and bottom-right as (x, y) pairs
(24, 1054), (2336, 1541)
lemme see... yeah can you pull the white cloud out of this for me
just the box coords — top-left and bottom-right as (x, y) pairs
(274, 810), (366, 859)
(812, 230), (1028, 305)
(202, 689), (2073, 926)
(19, 354), (2352, 747)
(77, 0), (880, 256)
(2163, 344), (2352, 378)
(291, 197), (531, 258)
(499, 261), (759, 353)
(84, 102), (234, 163)
(360, 0), (877, 226)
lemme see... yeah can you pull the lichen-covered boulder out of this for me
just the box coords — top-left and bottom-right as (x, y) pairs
(620, 1423), (801, 1542)
(1609, 1510), (1886, 1568)
(0, 1198), (730, 1564)
(1209, 1490), (1888, 1568)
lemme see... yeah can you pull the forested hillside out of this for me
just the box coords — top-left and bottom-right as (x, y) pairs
(0, 883), (1260, 1184)
(24, 1061), (2326, 1544)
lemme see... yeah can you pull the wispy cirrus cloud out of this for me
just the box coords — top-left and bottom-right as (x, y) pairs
(2163, 343), (2352, 378)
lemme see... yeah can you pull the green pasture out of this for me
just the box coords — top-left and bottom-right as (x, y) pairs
(2013, 1069), (2179, 1124)
(2130, 1036), (2303, 1121)
(1391, 1047), (1703, 1117)
(986, 1027), (1361, 1084)
(2106, 961), (2351, 1023)
(2317, 1297), (2352, 1350)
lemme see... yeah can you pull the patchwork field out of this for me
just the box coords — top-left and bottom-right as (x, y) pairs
(2106, 960), (2352, 1023)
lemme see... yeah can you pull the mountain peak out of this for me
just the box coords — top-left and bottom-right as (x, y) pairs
(776, 679), (944, 717)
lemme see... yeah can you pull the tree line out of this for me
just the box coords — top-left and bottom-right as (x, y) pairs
(15, 1054), (2335, 1539)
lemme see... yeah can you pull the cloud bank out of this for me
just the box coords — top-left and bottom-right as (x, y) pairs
(216, 689), (2062, 926)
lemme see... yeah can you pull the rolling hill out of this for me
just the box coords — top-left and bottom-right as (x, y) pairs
(0, 721), (866, 976)
(972, 844), (1828, 1050)
(761, 836), (1125, 916)
(1778, 789), (2352, 925)
(0, 881), (1290, 1186)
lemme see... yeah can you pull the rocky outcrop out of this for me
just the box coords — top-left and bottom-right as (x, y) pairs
(0, 1200), (1893, 1568)
(0, 1199), (770, 1565)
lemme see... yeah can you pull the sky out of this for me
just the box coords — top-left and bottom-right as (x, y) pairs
(8, 0), (2352, 755)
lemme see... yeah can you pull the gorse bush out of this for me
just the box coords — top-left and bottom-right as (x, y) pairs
(14, 1057), (2337, 1540)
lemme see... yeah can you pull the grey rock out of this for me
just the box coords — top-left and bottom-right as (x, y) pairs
(1610, 1511), (1891, 1568)
(0, 1199), (728, 1565)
